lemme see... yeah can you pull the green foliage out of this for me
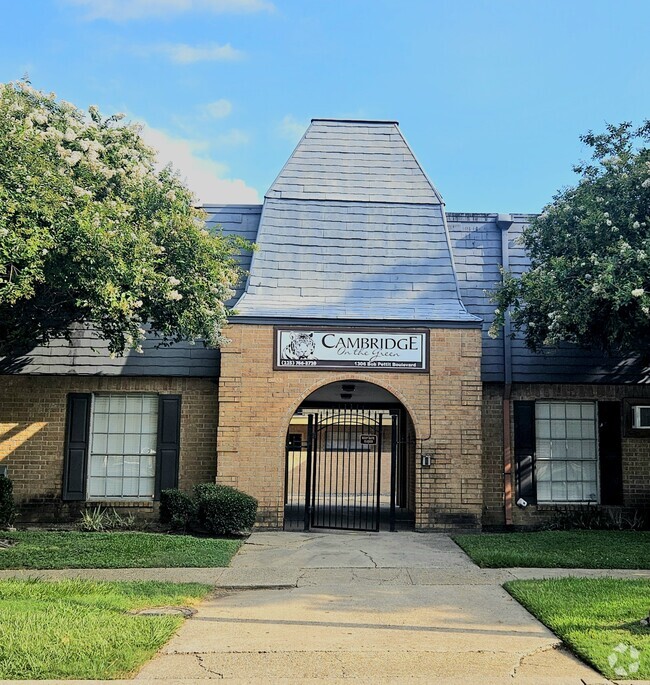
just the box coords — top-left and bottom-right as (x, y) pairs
(0, 579), (210, 679)
(194, 483), (258, 536)
(505, 578), (650, 679)
(77, 506), (136, 532)
(0, 80), (249, 358)
(0, 475), (16, 527)
(0, 531), (241, 569)
(544, 505), (648, 531)
(491, 121), (650, 353)
(159, 489), (196, 531)
(453, 530), (650, 568)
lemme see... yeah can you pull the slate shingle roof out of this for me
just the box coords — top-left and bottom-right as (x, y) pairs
(235, 119), (478, 324)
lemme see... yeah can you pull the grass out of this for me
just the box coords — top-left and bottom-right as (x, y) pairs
(0, 531), (241, 569)
(0, 578), (211, 679)
(452, 530), (650, 568)
(505, 578), (650, 679)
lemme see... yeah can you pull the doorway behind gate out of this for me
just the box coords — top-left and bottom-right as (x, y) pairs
(283, 382), (416, 532)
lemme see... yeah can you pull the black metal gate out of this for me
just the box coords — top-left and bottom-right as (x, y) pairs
(284, 406), (403, 532)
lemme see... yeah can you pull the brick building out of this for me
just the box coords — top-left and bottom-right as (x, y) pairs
(1, 119), (649, 530)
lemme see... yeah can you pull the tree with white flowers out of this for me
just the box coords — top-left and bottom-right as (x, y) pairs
(491, 121), (650, 353)
(0, 80), (247, 358)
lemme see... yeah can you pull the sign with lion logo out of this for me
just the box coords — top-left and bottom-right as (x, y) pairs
(274, 328), (428, 372)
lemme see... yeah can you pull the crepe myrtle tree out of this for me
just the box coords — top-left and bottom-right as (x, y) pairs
(491, 121), (650, 354)
(0, 80), (248, 358)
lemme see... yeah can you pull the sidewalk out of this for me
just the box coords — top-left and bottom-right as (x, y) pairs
(2, 531), (648, 684)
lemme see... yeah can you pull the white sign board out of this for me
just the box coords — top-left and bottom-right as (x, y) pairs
(274, 328), (428, 372)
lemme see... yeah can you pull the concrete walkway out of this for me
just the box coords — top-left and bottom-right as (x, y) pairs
(130, 531), (638, 684)
(3, 531), (649, 684)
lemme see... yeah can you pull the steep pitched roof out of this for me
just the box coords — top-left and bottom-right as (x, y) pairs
(234, 119), (478, 324)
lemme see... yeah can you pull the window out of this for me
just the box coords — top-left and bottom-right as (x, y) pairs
(633, 405), (650, 429)
(88, 394), (158, 500)
(535, 401), (598, 503)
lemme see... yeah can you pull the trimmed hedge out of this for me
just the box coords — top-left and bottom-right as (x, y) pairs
(0, 475), (16, 528)
(160, 484), (257, 536)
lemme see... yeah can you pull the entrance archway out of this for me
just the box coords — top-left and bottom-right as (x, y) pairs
(283, 380), (416, 532)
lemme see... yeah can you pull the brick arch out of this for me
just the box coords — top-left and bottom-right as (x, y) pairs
(278, 374), (421, 458)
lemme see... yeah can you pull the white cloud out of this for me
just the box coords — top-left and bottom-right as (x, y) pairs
(140, 123), (260, 204)
(278, 115), (308, 143)
(201, 99), (233, 119)
(68, 0), (274, 21)
(154, 42), (243, 64)
(215, 128), (250, 146)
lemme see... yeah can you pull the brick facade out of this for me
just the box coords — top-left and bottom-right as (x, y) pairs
(0, 376), (219, 522)
(482, 382), (650, 528)
(217, 324), (483, 530)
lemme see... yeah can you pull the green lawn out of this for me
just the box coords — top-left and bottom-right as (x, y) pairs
(0, 531), (241, 569)
(506, 578), (650, 679)
(0, 578), (211, 679)
(453, 531), (650, 568)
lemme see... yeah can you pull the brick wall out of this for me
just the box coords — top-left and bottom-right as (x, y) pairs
(482, 383), (650, 528)
(217, 324), (483, 530)
(0, 376), (219, 522)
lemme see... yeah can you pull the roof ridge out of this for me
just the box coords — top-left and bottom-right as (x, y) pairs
(311, 118), (399, 125)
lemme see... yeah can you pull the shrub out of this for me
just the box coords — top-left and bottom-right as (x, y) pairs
(545, 505), (648, 531)
(78, 506), (136, 532)
(194, 483), (258, 536)
(0, 475), (16, 528)
(160, 489), (196, 531)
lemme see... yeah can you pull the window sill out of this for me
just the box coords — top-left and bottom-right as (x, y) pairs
(85, 500), (156, 508)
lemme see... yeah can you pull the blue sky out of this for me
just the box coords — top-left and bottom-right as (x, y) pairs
(2, 0), (649, 211)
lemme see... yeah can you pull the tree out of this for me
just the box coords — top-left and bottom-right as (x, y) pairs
(491, 121), (650, 354)
(0, 80), (247, 358)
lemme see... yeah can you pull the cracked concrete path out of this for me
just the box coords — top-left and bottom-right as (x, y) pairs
(135, 532), (611, 683)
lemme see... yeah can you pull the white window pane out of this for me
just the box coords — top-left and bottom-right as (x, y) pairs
(550, 440), (567, 459)
(88, 477), (105, 497)
(126, 396), (142, 413)
(537, 482), (551, 501)
(536, 461), (550, 481)
(584, 483), (598, 501)
(124, 434), (140, 454)
(550, 403), (565, 419)
(141, 433), (157, 455)
(106, 477), (122, 497)
(142, 396), (158, 414)
(581, 421), (595, 439)
(583, 462), (597, 481)
(110, 396), (126, 413)
(551, 461), (567, 481)
(107, 454), (123, 477)
(552, 482), (567, 501)
(581, 403), (595, 420)
(94, 396), (110, 412)
(139, 477), (155, 497)
(124, 455), (140, 477)
(536, 421), (550, 439)
(566, 404), (581, 419)
(107, 434), (124, 454)
(567, 420), (582, 439)
(581, 440), (596, 459)
(551, 420), (566, 438)
(141, 412), (158, 434)
(536, 403), (550, 419)
(537, 439), (551, 459)
(566, 441), (581, 458)
(125, 414), (141, 433)
(89, 454), (107, 477)
(122, 478), (140, 497)
(108, 413), (125, 434)
(567, 461), (582, 481)
(567, 482), (582, 501)
(141, 454), (155, 477)
(92, 433), (107, 454)
(93, 413), (108, 433)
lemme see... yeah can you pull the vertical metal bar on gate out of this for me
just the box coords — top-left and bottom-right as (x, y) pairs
(375, 412), (383, 532)
(390, 412), (397, 532)
(304, 414), (314, 531)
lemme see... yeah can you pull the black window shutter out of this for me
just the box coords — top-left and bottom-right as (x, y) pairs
(598, 401), (623, 505)
(62, 393), (91, 501)
(514, 400), (537, 504)
(155, 395), (181, 499)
